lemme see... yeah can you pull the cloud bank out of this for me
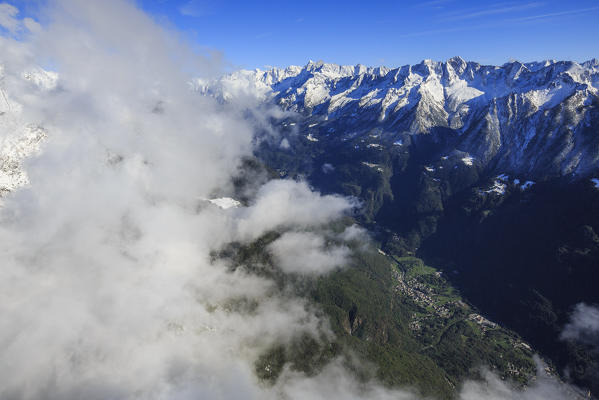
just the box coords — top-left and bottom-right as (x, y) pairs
(0, 1), (356, 398)
(0, 1), (586, 399)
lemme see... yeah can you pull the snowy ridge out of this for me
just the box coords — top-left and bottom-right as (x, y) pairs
(224, 57), (598, 116)
(0, 67), (54, 197)
(0, 124), (46, 194)
(211, 57), (599, 179)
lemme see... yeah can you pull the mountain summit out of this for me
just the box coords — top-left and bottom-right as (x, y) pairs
(211, 58), (599, 179)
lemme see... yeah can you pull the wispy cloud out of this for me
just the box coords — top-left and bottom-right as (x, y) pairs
(560, 303), (599, 351)
(440, 2), (543, 21)
(178, 0), (213, 17)
(254, 32), (271, 40)
(400, 2), (598, 39)
(509, 5), (599, 22)
(398, 23), (491, 38)
(414, 0), (453, 8)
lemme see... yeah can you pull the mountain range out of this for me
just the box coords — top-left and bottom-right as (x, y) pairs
(206, 57), (599, 180)
(204, 57), (599, 396)
(1, 57), (598, 398)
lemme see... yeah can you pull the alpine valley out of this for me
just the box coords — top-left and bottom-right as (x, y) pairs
(202, 57), (599, 396)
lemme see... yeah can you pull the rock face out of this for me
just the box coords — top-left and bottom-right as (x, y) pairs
(210, 57), (599, 180)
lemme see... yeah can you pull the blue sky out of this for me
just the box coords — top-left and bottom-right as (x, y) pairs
(9, 0), (599, 70)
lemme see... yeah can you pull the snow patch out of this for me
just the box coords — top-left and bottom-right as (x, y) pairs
(22, 68), (58, 91)
(0, 124), (47, 195)
(361, 161), (383, 172)
(461, 156), (474, 166)
(521, 181), (535, 190)
(208, 197), (241, 209)
(526, 82), (576, 110)
(484, 180), (506, 195)
(306, 133), (318, 142)
(445, 80), (484, 111)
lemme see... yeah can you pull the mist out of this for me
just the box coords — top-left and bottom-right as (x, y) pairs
(0, 1), (584, 399)
(561, 303), (599, 350)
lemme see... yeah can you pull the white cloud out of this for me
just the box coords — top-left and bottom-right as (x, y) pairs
(272, 360), (417, 400)
(0, 3), (19, 33)
(560, 303), (599, 350)
(178, 0), (212, 17)
(268, 231), (350, 275)
(322, 162), (334, 174)
(0, 1), (350, 398)
(235, 179), (355, 241)
(338, 224), (369, 242)
(459, 359), (583, 400)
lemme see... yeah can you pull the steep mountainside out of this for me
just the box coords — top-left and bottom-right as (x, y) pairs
(213, 223), (539, 400)
(204, 58), (599, 396)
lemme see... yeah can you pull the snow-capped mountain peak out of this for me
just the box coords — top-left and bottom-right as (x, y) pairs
(208, 57), (599, 178)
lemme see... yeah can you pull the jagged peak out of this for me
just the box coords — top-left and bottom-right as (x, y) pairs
(583, 58), (599, 68)
(525, 59), (557, 72)
(447, 55), (466, 66)
(306, 59), (324, 68)
(417, 59), (443, 72)
(265, 58), (595, 79)
(446, 56), (468, 74)
(233, 57), (599, 101)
